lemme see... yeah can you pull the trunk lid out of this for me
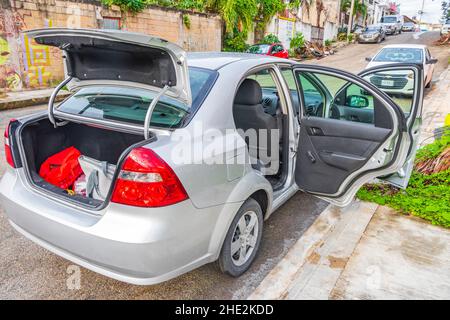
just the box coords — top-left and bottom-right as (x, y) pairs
(26, 28), (192, 105)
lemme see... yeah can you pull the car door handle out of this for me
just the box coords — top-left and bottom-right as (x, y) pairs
(308, 127), (324, 136)
(307, 151), (316, 163)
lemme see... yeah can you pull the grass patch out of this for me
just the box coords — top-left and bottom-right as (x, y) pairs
(357, 130), (450, 228)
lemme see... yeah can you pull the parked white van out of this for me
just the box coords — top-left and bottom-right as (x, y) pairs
(380, 15), (404, 35)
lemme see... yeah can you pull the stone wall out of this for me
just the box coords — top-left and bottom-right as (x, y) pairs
(0, 0), (222, 92)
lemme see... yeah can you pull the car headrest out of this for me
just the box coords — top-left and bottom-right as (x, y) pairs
(234, 79), (262, 105)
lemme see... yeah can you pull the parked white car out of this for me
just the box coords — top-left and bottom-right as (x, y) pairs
(441, 22), (450, 35)
(365, 44), (438, 89)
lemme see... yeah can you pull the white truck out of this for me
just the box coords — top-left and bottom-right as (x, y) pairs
(380, 15), (404, 35)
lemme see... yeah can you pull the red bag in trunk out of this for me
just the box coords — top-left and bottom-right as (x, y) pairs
(39, 146), (83, 189)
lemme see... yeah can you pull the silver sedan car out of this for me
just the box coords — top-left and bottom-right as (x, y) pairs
(1, 28), (424, 285)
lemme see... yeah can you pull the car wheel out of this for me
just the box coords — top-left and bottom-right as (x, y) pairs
(218, 198), (263, 277)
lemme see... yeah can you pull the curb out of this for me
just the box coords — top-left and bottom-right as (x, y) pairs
(0, 91), (70, 111)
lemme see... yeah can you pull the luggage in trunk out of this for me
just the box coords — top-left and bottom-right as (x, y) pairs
(20, 118), (143, 207)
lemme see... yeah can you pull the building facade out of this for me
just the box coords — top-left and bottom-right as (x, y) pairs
(0, 0), (222, 92)
(266, 0), (341, 47)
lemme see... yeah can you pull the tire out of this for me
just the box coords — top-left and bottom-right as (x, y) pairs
(218, 198), (263, 277)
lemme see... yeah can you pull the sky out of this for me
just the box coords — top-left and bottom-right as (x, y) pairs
(396, 0), (443, 24)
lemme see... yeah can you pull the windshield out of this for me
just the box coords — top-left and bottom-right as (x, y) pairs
(381, 16), (398, 23)
(248, 44), (271, 54)
(374, 48), (423, 64)
(57, 67), (217, 128)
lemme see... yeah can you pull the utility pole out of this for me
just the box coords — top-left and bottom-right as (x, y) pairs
(347, 0), (356, 40)
(418, 0), (426, 24)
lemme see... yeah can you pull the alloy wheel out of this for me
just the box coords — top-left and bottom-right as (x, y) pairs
(230, 211), (259, 266)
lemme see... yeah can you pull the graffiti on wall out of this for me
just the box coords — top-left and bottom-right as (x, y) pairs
(21, 19), (53, 88)
(22, 35), (52, 88)
(0, 8), (24, 91)
(0, 36), (22, 90)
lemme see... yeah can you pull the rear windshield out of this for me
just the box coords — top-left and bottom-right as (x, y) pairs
(374, 48), (423, 64)
(57, 67), (217, 129)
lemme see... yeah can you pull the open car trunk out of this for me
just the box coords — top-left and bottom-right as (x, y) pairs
(19, 118), (144, 208)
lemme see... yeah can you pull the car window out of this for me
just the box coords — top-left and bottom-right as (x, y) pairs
(362, 69), (416, 117)
(280, 68), (301, 114)
(57, 67), (217, 128)
(374, 48), (423, 64)
(295, 71), (394, 128)
(272, 45), (283, 53)
(248, 44), (271, 54)
(247, 69), (277, 89)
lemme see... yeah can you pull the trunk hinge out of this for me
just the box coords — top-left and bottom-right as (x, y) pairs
(48, 76), (73, 128)
(144, 85), (170, 140)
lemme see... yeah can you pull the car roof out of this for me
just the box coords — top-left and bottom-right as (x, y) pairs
(380, 44), (427, 49)
(187, 52), (283, 70)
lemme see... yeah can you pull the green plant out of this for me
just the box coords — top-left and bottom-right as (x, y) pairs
(146, 0), (207, 11)
(254, 0), (285, 41)
(347, 33), (354, 42)
(324, 39), (332, 47)
(290, 32), (305, 49)
(101, 0), (147, 14)
(357, 134), (450, 228)
(415, 129), (450, 163)
(207, 0), (258, 34)
(261, 33), (280, 44)
(337, 32), (347, 41)
(182, 14), (191, 28)
(288, 48), (296, 58)
(223, 32), (249, 52)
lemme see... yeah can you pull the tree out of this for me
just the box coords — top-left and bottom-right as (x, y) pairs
(442, 1), (450, 23)
(341, 0), (367, 29)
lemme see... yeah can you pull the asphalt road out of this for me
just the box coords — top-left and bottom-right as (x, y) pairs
(0, 31), (447, 299)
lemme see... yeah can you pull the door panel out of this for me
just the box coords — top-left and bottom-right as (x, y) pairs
(297, 117), (392, 194)
(292, 64), (423, 206)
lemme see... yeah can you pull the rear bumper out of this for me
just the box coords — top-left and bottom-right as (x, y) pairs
(0, 168), (241, 285)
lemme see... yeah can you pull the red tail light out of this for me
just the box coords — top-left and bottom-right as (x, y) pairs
(111, 147), (188, 207)
(4, 119), (17, 168)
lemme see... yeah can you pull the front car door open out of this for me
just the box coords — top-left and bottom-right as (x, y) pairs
(291, 64), (423, 206)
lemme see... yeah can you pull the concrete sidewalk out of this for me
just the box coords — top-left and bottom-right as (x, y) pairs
(0, 89), (69, 111)
(249, 203), (450, 300)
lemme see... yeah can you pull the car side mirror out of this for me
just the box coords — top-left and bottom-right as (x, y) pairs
(365, 57), (372, 62)
(427, 58), (438, 64)
(347, 95), (369, 108)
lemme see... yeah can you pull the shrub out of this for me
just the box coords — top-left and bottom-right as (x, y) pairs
(337, 32), (347, 41)
(223, 32), (249, 52)
(290, 32), (305, 50)
(347, 33), (354, 42)
(324, 39), (332, 47)
(261, 33), (280, 44)
(101, 0), (147, 13)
